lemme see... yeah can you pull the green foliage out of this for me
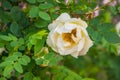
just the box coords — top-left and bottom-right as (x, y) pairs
(88, 18), (120, 44)
(51, 66), (82, 80)
(29, 6), (39, 18)
(39, 3), (53, 10)
(10, 22), (20, 36)
(26, 0), (36, 4)
(23, 72), (34, 80)
(0, 52), (30, 77)
(39, 11), (51, 21)
(0, 0), (120, 80)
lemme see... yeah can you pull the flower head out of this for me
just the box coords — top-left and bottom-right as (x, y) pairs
(46, 13), (93, 58)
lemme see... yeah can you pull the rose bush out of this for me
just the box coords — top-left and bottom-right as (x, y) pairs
(0, 0), (120, 80)
(47, 13), (93, 58)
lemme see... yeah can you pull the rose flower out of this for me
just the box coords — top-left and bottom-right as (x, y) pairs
(46, 13), (93, 58)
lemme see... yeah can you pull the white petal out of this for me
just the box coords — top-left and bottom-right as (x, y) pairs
(64, 42), (71, 47)
(46, 31), (58, 52)
(79, 36), (93, 56)
(71, 51), (79, 58)
(48, 21), (58, 31)
(78, 18), (88, 28)
(56, 13), (71, 21)
(64, 22), (77, 31)
(57, 35), (66, 55)
(56, 22), (77, 34)
(77, 38), (85, 52)
(68, 18), (88, 28)
(57, 35), (77, 55)
(80, 27), (88, 36)
(76, 28), (82, 39)
(61, 47), (77, 55)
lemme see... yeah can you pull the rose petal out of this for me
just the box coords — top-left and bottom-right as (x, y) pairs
(48, 21), (59, 31)
(57, 35), (78, 55)
(79, 36), (93, 55)
(47, 31), (58, 52)
(78, 18), (88, 28)
(77, 38), (85, 52)
(69, 18), (88, 28)
(70, 38), (85, 58)
(71, 51), (79, 58)
(56, 13), (71, 21)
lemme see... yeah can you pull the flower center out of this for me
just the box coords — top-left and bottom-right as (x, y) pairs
(62, 28), (77, 44)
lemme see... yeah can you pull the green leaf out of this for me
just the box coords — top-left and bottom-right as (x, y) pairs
(29, 6), (39, 18)
(37, 0), (45, 2)
(10, 41), (19, 47)
(39, 11), (51, 21)
(23, 72), (34, 80)
(34, 39), (45, 54)
(14, 62), (23, 73)
(19, 55), (30, 65)
(22, 55), (31, 63)
(83, 78), (95, 80)
(5, 55), (18, 61)
(13, 52), (22, 57)
(2, 1), (12, 9)
(8, 34), (17, 41)
(87, 27), (102, 42)
(104, 32), (120, 43)
(0, 10), (12, 23)
(44, 52), (54, 60)
(39, 3), (53, 10)
(19, 46), (25, 50)
(51, 66), (82, 80)
(0, 61), (13, 67)
(98, 23), (113, 32)
(118, 6), (120, 12)
(18, 38), (24, 45)
(10, 22), (20, 36)
(10, 6), (22, 21)
(98, 23), (120, 43)
(0, 35), (12, 41)
(33, 77), (41, 80)
(3, 65), (13, 77)
(36, 58), (43, 65)
(29, 30), (47, 45)
(44, 52), (63, 66)
(35, 20), (48, 28)
(18, 58), (27, 65)
(26, 0), (36, 3)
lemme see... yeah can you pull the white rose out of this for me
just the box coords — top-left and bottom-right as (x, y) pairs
(46, 13), (93, 58)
